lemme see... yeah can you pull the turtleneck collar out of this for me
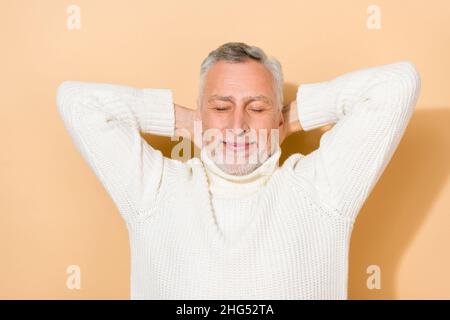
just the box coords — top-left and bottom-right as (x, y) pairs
(199, 143), (282, 198)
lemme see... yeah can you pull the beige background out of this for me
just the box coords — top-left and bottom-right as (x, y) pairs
(1, 0), (449, 299)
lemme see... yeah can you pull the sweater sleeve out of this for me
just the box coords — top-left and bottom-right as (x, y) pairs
(56, 80), (175, 221)
(293, 60), (421, 222)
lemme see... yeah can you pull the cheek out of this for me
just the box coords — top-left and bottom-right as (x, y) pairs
(200, 116), (226, 146)
(251, 112), (280, 127)
(256, 127), (281, 151)
(252, 117), (280, 141)
(202, 113), (227, 131)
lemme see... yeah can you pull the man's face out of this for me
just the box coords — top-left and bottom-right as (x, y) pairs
(198, 59), (284, 175)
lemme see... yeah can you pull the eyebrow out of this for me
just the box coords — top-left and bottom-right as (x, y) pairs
(207, 94), (272, 105)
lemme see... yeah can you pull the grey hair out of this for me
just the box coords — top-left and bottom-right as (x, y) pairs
(197, 42), (284, 110)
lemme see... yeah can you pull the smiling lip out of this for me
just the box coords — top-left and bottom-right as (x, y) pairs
(222, 141), (256, 150)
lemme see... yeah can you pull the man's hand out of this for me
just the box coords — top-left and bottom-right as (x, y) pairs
(174, 103), (201, 144)
(280, 100), (302, 145)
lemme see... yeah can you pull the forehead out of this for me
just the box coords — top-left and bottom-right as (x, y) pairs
(203, 60), (275, 101)
(207, 94), (272, 105)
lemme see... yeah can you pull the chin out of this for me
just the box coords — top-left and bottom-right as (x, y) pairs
(215, 162), (262, 176)
(207, 141), (272, 175)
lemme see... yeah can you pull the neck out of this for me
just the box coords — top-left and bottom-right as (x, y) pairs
(200, 144), (282, 197)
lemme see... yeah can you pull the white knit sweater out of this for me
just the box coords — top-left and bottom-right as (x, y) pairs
(56, 60), (421, 299)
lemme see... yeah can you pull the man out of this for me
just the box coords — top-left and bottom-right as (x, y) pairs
(56, 42), (421, 299)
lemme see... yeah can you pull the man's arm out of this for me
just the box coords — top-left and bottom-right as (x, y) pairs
(288, 61), (421, 222)
(281, 99), (303, 143)
(174, 103), (201, 143)
(57, 81), (192, 221)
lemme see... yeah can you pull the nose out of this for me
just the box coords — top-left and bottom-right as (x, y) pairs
(230, 108), (250, 135)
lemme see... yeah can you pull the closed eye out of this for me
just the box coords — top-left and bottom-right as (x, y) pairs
(215, 107), (230, 112)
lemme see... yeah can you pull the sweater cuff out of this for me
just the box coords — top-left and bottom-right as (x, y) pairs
(295, 81), (342, 131)
(136, 88), (175, 137)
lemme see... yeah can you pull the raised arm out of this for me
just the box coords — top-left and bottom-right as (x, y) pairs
(56, 80), (177, 221)
(292, 60), (421, 222)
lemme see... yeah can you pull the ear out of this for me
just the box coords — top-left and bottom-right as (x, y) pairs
(196, 97), (202, 111)
(278, 109), (287, 146)
(278, 109), (285, 127)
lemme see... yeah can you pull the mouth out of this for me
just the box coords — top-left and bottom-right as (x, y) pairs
(222, 140), (256, 151)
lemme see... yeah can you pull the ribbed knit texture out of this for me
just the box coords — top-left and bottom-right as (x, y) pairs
(56, 60), (421, 299)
